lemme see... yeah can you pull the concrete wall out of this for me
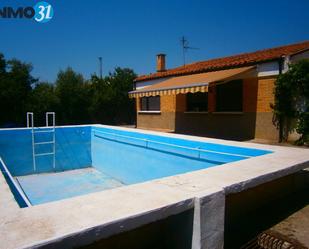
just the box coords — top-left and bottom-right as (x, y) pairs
(81, 209), (194, 249)
(257, 61), (280, 77)
(175, 112), (257, 141)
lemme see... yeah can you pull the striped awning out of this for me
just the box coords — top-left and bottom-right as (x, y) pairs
(129, 66), (255, 98)
(129, 84), (208, 98)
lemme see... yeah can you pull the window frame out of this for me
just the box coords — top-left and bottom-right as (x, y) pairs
(139, 96), (161, 112)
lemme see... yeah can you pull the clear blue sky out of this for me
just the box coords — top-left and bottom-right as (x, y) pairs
(1, 0), (309, 82)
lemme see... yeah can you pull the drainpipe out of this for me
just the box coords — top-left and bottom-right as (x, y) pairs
(132, 81), (137, 127)
(279, 55), (291, 74)
(278, 57), (284, 74)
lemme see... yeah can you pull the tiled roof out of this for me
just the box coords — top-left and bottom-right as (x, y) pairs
(135, 40), (309, 82)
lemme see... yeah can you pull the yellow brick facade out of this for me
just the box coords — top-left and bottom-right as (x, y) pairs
(136, 95), (177, 132)
(136, 76), (279, 141)
(256, 77), (275, 113)
(254, 77), (278, 141)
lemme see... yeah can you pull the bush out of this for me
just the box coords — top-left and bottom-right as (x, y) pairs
(272, 59), (309, 145)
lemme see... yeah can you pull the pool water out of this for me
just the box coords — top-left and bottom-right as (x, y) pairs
(0, 125), (272, 207)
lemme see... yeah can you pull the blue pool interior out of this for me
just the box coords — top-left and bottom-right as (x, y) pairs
(0, 125), (272, 207)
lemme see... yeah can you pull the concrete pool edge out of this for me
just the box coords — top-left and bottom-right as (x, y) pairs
(0, 124), (309, 249)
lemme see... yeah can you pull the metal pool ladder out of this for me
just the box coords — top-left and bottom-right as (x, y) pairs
(27, 112), (56, 172)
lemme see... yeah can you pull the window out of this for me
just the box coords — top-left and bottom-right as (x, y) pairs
(216, 80), (243, 112)
(140, 96), (160, 111)
(186, 92), (208, 112)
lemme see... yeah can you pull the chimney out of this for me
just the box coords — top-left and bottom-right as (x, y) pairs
(156, 54), (166, 72)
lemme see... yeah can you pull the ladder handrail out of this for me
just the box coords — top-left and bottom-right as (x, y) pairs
(26, 112), (34, 128)
(27, 112), (36, 171)
(27, 112), (56, 172)
(46, 112), (55, 128)
(46, 112), (56, 169)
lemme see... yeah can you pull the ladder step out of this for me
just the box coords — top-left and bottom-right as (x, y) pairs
(33, 130), (54, 133)
(35, 152), (54, 157)
(34, 141), (54, 145)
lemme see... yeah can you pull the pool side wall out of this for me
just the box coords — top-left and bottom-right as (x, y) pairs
(91, 126), (270, 185)
(0, 126), (92, 176)
(0, 125), (309, 249)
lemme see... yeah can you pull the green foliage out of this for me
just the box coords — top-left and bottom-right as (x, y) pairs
(296, 112), (309, 144)
(272, 59), (309, 145)
(55, 67), (91, 124)
(0, 53), (6, 74)
(0, 54), (37, 126)
(0, 52), (136, 127)
(89, 67), (136, 124)
(26, 83), (59, 126)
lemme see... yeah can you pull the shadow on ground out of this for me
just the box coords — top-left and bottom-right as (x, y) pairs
(225, 169), (309, 249)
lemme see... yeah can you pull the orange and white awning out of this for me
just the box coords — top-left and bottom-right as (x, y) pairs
(129, 66), (255, 98)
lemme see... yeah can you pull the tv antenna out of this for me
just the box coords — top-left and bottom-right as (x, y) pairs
(180, 36), (199, 66)
(98, 57), (102, 79)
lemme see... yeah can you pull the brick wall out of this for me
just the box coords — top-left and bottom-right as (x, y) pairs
(136, 97), (140, 111)
(255, 77), (279, 141)
(256, 77), (275, 113)
(161, 95), (176, 112)
(136, 95), (176, 132)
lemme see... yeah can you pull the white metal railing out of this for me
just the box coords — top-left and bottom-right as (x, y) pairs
(27, 112), (56, 171)
(0, 157), (32, 207)
(92, 130), (252, 159)
(27, 112), (36, 171)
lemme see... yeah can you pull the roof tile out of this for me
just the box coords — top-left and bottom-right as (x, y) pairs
(135, 40), (309, 82)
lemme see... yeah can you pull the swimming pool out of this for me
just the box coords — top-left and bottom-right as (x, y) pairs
(0, 125), (271, 207)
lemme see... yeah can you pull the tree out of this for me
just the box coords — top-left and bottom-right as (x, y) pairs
(55, 67), (91, 124)
(109, 68), (137, 124)
(0, 51), (137, 127)
(89, 67), (136, 125)
(272, 59), (309, 145)
(0, 53), (5, 74)
(0, 55), (37, 127)
(26, 83), (59, 126)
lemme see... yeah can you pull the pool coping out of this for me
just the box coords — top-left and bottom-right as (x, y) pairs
(0, 124), (309, 249)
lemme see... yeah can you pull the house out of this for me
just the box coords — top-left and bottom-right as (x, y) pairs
(129, 41), (309, 141)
